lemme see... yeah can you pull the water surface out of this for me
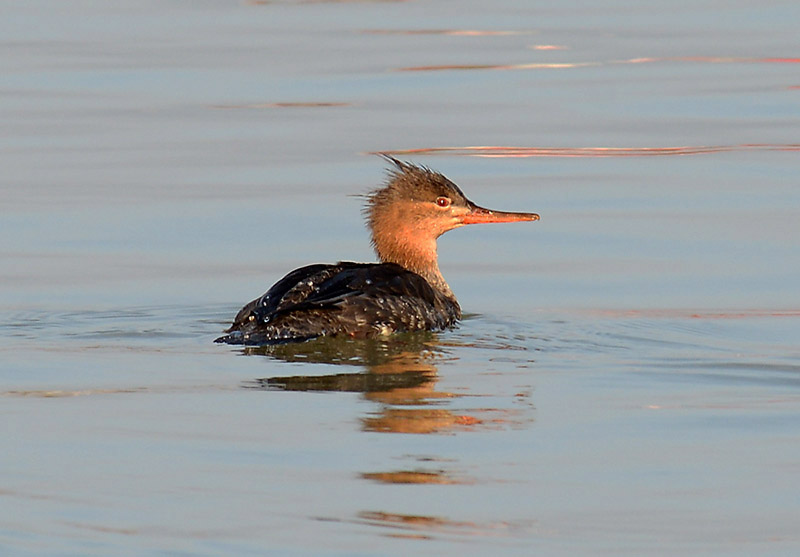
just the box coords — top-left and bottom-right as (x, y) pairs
(2, 1), (799, 555)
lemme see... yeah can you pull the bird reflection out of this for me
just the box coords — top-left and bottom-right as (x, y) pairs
(242, 331), (472, 433)
(241, 331), (533, 489)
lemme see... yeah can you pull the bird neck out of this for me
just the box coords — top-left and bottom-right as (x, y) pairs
(370, 217), (455, 299)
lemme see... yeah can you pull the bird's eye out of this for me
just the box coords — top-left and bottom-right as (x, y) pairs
(436, 197), (451, 208)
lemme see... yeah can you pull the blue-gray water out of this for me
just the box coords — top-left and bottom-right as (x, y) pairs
(2, 1), (799, 555)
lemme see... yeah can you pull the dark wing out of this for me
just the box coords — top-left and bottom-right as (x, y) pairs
(286, 262), (441, 311)
(221, 262), (458, 343)
(226, 263), (332, 332)
(269, 262), (459, 336)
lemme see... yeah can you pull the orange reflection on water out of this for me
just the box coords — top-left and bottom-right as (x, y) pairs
(361, 469), (473, 485)
(353, 511), (533, 539)
(245, 335), (533, 434)
(362, 406), (529, 434)
(362, 408), (481, 434)
(360, 348), (451, 405)
(376, 144), (800, 158)
(245, 336), (483, 433)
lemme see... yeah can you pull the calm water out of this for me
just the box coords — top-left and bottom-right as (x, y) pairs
(2, 1), (799, 555)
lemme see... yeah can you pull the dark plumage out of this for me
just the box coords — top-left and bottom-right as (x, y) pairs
(215, 262), (460, 345)
(216, 157), (538, 345)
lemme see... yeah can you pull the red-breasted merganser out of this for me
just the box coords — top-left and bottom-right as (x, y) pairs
(216, 157), (539, 345)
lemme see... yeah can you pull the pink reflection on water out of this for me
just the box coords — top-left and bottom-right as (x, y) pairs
(398, 61), (595, 71)
(396, 56), (800, 72)
(759, 57), (800, 63)
(362, 29), (535, 36)
(375, 144), (800, 158)
(571, 309), (800, 320)
(211, 102), (349, 109)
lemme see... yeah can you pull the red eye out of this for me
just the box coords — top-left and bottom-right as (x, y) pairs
(436, 197), (451, 208)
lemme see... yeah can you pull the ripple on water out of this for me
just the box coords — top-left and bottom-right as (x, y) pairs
(0, 305), (231, 345)
(454, 311), (800, 391)
(3, 304), (798, 397)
